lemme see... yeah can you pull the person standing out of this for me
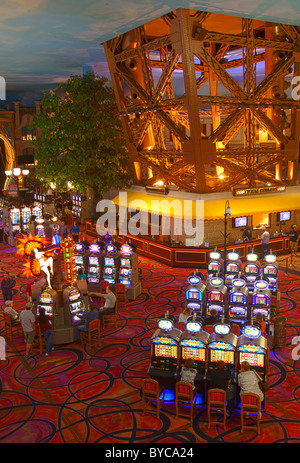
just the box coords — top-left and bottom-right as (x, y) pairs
(70, 220), (80, 243)
(19, 302), (36, 358)
(290, 224), (299, 256)
(60, 221), (69, 239)
(3, 223), (10, 245)
(0, 218), (4, 243)
(35, 307), (54, 356)
(1, 272), (16, 302)
(260, 227), (270, 258)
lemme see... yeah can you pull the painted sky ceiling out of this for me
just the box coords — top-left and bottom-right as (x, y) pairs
(0, 0), (299, 106)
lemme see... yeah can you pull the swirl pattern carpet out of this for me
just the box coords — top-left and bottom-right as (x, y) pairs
(0, 244), (300, 444)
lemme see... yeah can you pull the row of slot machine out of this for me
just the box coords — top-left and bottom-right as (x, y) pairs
(185, 249), (278, 326)
(148, 313), (268, 386)
(10, 205), (42, 233)
(74, 241), (138, 288)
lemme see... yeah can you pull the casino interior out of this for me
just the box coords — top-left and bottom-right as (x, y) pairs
(1, 4), (300, 445)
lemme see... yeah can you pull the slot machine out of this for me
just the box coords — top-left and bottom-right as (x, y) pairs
(118, 243), (138, 287)
(148, 313), (182, 380)
(185, 272), (206, 314)
(225, 251), (242, 289)
(207, 250), (223, 279)
(10, 207), (21, 233)
(63, 287), (86, 325)
(244, 251), (260, 291)
(74, 242), (86, 274)
(262, 253), (278, 295)
(21, 207), (31, 231)
(36, 219), (45, 237)
(102, 243), (118, 285)
(228, 278), (249, 322)
(251, 280), (271, 323)
(207, 319), (238, 378)
(205, 276), (227, 319)
(87, 243), (102, 286)
(37, 289), (59, 327)
(32, 205), (42, 220)
(237, 321), (269, 378)
(179, 314), (209, 378)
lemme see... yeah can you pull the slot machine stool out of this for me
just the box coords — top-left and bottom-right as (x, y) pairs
(175, 381), (197, 422)
(207, 388), (228, 430)
(142, 378), (165, 419)
(3, 313), (22, 341)
(102, 302), (118, 329)
(33, 325), (46, 355)
(241, 393), (261, 434)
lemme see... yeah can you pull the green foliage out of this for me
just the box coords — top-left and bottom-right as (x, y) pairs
(30, 73), (133, 194)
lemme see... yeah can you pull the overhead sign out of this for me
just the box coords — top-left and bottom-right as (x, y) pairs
(233, 186), (286, 196)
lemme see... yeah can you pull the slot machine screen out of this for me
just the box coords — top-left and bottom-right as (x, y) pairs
(89, 277), (99, 283)
(89, 266), (98, 274)
(104, 267), (113, 275)
(182, 347), (206, 362)
(209, 291), (222, 302)
(187, 290), (200, 300)
(119, 279), (131, 285)
(254, 295), (267, 305)
(121, 258), (131, 267)
(263, 266), (277, 275)
(231, 293), (245, 303)
(187, 302), (201, 310)
(209, 262), (220, 271)
(120, 268), (130, 276)
(70, 301), (83, 313)
(246, 264), (258, 274)
(239, 352), (264, 368)
(104, 257), (114, 266)
(75, 255), (84, 265)
(210, 348), (234, 364)
(227, 263), (238, 272)
(89, 256), (99, 265)
(154, 344), (177, 358)
(39, 305), (52, 315)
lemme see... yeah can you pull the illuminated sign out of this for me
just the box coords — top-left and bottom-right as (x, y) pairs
(233, 185), (286, 196)
(61, 238), (76, 282)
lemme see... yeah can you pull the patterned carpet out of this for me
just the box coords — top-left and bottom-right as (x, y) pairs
(0, 242), (300, 444)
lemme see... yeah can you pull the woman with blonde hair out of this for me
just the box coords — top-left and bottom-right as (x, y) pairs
(238, 361), (264, 416)
(178, 306), (192, 324)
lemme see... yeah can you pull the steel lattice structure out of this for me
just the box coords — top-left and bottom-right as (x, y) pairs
(103, 8), (300, 193)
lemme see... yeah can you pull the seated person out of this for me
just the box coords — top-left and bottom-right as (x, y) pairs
(180, 358), (197, 392)
(77, 268), (87, 281)
(96, 285), (116, 321)
(205, 308), (218, 326)
(76, 304), (99, 341)
(206, 360), (234, 415)
(4, 300), (20, 325)
(178, 307), (191, 324)
(255, 312), (267, 337)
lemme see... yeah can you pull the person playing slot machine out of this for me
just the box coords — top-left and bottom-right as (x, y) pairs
(206, 360), (235, 416)
(76, 303), (99, 341)
(238, 361), (264, 417)
(97, 285), (116, 324)
(35, 307), (54, 356)
(178, 307), (191, 324)
(180, 358), (197, 391)
(255, 312), (267, 337)
(204, 308), (218, 326)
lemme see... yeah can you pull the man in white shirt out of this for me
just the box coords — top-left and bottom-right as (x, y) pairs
(4, 300), (19, 324)
(260, 227), (270, 258)
(19, 302), (36, 358)
(96, 286), (117, 323)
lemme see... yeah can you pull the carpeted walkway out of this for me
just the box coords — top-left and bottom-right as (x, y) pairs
(0, 242), (300, 443)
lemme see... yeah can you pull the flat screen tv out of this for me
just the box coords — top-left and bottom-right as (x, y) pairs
(234, 216), (247, 228)
(279, 211), (291, 222)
